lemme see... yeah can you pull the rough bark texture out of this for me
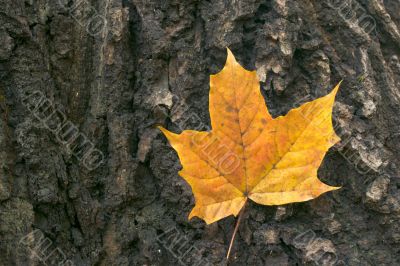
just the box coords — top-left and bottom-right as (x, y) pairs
(0, 0), (400, 265)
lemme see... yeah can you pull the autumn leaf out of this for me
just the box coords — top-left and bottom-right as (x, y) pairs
(159, 48), (341, 225)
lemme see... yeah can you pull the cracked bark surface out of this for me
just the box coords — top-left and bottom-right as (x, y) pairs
(0, 0), (399, 265)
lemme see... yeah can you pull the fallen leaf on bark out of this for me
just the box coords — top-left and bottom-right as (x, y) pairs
(159, 48), (341, 225)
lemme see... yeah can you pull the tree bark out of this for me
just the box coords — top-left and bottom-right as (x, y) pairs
(0, 0), (399, 265)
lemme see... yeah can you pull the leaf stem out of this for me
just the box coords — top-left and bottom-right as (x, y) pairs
(226, 198), (248, 262)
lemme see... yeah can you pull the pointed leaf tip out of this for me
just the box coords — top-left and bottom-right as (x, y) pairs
(157, 125), (166, 133)
(225, 47), (238, 66)
(226, 47), (234, 57)
(158, 126), (175, 139)
(331, 81), (342, 96)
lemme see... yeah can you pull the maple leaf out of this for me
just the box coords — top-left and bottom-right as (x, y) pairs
(159, 48), (341, 225)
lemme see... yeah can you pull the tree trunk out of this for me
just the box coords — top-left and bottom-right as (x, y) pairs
(0, 0), (399, 265)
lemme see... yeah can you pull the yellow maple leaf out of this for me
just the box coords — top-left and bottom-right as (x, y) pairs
(159, 48), (341, 225)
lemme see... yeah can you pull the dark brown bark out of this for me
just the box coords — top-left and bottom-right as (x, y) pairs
(0, 0), (400, 265)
